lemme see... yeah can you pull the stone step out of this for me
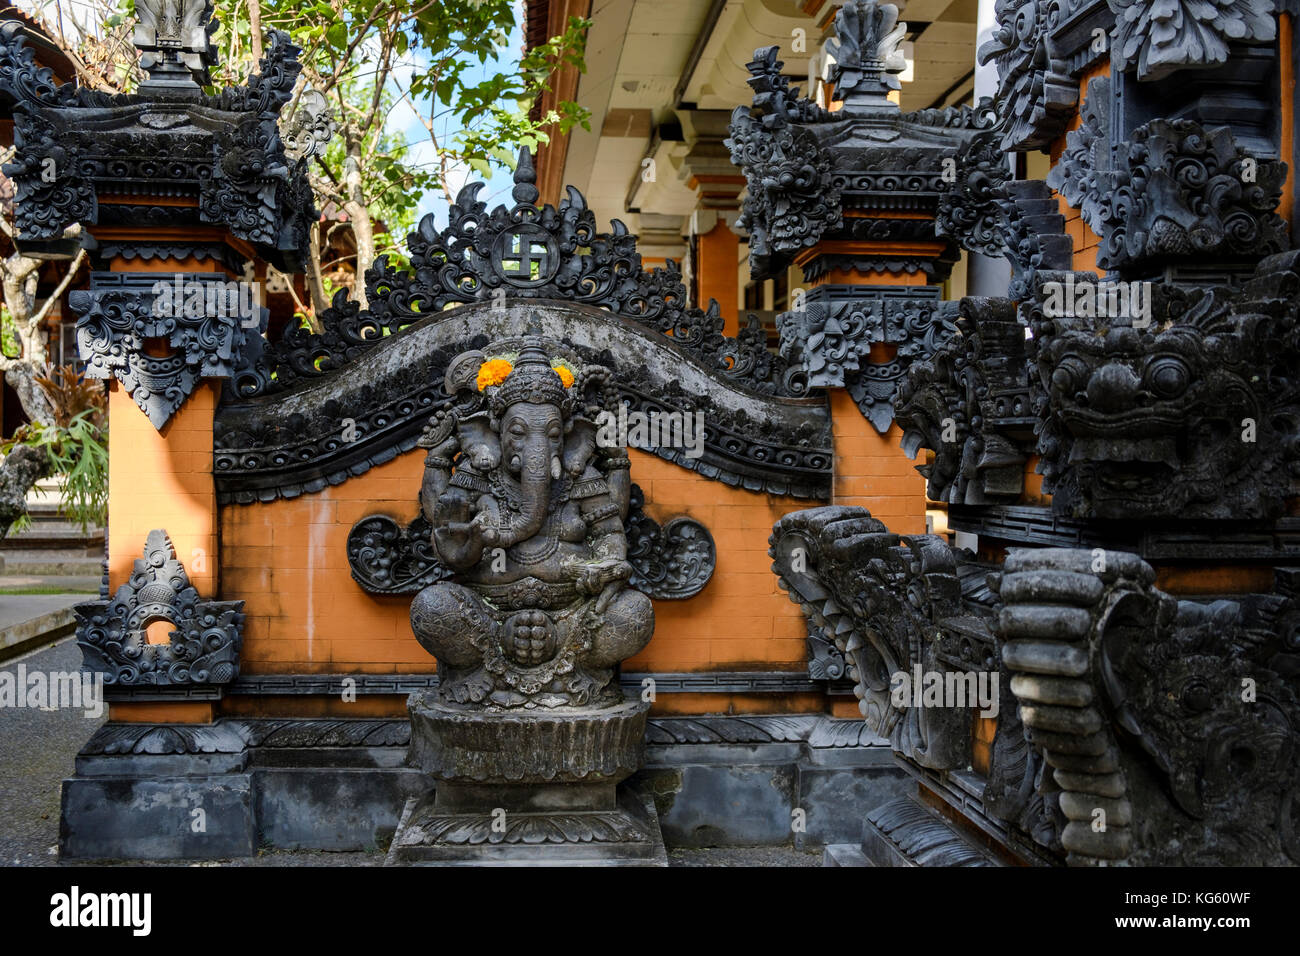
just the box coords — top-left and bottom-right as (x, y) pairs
(1015, 199), (1062, 217)
(1023, 213), (1066, 234)
(0, 596), (79, 662)
(859, 796), (1001, 866)
(0, 528), (103, 553)
(823, 843), (872, 866)
(1004, 179), (1053, 200)
(0, 554), (103, 577)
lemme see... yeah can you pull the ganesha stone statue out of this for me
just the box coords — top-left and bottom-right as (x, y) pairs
(409, 334), (653, 709)
(389, 333), (664, 864)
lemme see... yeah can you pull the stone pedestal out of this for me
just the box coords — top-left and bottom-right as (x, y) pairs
(387, 690), (667, 866)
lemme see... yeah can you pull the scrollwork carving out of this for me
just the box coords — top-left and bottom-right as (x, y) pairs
(74, 530), (244, 687)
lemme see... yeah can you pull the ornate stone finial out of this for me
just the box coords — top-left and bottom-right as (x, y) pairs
(827, 0), (907, 110)
(280, 88), (336, 161)
(134, 0), (219, 95)
(1109, 0), (1276, 82)
(74, 529), (245, 686)
(512, 146), (540, 205)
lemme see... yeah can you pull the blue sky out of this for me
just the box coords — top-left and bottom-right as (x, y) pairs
(403, 5), (526, 230)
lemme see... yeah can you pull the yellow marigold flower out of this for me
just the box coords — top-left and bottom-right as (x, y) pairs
(553, 363), (575, 388)
(476, 358), (513, 391)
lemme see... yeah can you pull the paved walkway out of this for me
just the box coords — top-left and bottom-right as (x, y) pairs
(0, 595), (80, 660)
(0, 638), (101, 865)
(0, 595), (83, 632)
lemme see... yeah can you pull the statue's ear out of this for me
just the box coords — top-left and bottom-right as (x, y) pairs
(563, 418), (597, 473)
(444, 349), (486, 396)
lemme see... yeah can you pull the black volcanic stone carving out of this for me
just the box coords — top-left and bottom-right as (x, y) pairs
(1025, 258), (1300, 520)
(895, 296), (1034, 505)
(777, 286), (959, 433)
(1049, 77), (1289, 273)
(1109, 0), (1276, 81)
(215, 300), (834, 504)
(406, 334), (654, 710)
(993, 548), (1300, 866)
(769, 506), (1300, 865)
(622, 484), (716, 600)
(346, 514), (450, 595)
(74, 530), (244, 687)
(248, 147), (797, 398)
(0, 16), (319, 268)
(978, 0), (1078, 151)
(897, 252), (1300, 520)
(769, 506), (975, 770)
(69, 272), (266, 429)
(726, 2), (993, 279)
(134, 0), (219, 90)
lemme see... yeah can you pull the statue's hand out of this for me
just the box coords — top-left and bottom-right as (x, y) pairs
(471, 512), (502, 548)
(436, 519), (487, 558)
(574, 560), (632, 598)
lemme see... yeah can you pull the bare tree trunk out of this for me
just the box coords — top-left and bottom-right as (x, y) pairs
(342, 146), (373, 311)
(2, 253), (55, 426)
(307, 219), (330, 316)
(0, 444), (46, 537)
(0, 246), (87, 535)
(248, 0), (264, 64)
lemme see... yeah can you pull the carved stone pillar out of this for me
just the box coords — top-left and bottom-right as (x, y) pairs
(728, 1), (991, 536)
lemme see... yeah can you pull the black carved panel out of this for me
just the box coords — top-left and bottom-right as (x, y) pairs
(74, 529), (244, 686)
(69, 272), (265, 429)
(778, 286), (958, 434)
(215, 301), (834, 504)
(0, 21), (318, 269)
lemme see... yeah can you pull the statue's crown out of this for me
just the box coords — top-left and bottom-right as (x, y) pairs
(488, 339), (572, 415)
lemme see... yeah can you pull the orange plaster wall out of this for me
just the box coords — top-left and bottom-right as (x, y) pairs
(621, 449), (814, 672)
(829, 390), (927, 535)
(696, 221), (739, 332)
(220, 444), (823, 678)
(1050, 62), (1110, 275)
(108, 380), (218, 595)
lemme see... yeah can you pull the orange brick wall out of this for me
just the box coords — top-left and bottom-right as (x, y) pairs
(107, 380), (218, 595)
(621, 449), (813, 671)
(829, 390), (927, 535)
(1051, 62), (1109, 275)
(219, 444), (821, 678)
(220, 450), (428, 675)
(697, 221), (739, 332)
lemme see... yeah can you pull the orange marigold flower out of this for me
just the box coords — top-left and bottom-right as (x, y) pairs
(476, 358), (513, 391)
(553, 364), (575, 388)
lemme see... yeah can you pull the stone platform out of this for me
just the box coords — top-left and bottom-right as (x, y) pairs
(386, 784), (667, 866)
(387, 690), (666, 865)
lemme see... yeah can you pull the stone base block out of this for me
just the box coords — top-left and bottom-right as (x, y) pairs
(823, 843), (871, 866)
(385, 784), (668, 866)
(60, 774), (256, 860)
(253, 766), (427, 851)
(408, 690), (649, 785)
